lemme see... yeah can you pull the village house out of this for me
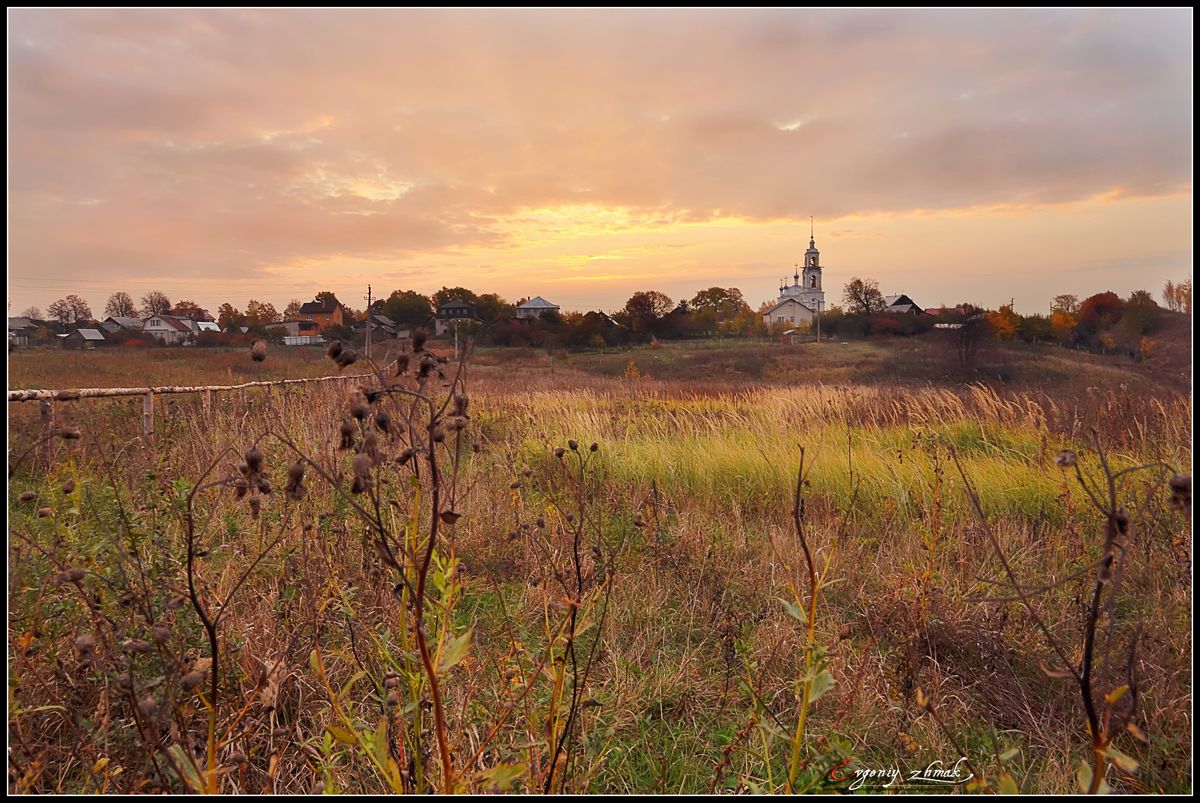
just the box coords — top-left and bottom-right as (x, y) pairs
(298, 298), (345, 333)
(63, 328), (107, 349)
(8, 317), (38, 347)
(142, 314), (192, 344)
(515, 296), (560, 320)
(881, 294), (927, 315)
(354, 313), (403, 340)
(435, 299), (480, 335)
(100, 316), (145, 334)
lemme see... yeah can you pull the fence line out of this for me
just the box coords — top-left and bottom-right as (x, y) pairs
(8, 369), (385, 445)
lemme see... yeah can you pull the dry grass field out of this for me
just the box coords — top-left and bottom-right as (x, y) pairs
(7, 336), (1192, 794)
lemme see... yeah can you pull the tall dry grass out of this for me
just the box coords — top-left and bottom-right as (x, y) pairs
(7, 351), (1192, 794)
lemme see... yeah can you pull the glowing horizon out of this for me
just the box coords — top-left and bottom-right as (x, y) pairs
(7, 9), (1192, 318)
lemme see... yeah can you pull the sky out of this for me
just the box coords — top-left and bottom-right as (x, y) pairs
(7, 8), (1193, 319)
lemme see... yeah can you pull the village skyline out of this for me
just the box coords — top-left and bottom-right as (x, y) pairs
(8, 9), (1193, 317)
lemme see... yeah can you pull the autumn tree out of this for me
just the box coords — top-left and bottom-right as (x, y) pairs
(432, 287), (480, 308)
(171, 300), (208, 321)
(1077, 292), (1124, 332)
(474, 292), (514, 323)
(690, 287), (751, 320)
(1050, 309), (1078, 344)
(104, 292), (136, 318)
(1162, 279), (1192, 314)
(987, 303), (1020, 340)
(284, 299), (303, 319)
(623, 290), (675, 335)
(1120, 290), (1160, 337)
(217, 303), (244, 330)
(19, 306), (41, 320)
(244, 300), (280, 328)
(842, 277), (886, 314)
(381, 290), (434, 327)
(1051, 294), (1079, 315)
(47, 298), (71, 324)
(140, 291), (172, 317)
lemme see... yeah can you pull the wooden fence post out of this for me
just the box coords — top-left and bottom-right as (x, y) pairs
(39, 399), (55, 470)
(203, 389), (213, 425)
(142, 391), (154, 445)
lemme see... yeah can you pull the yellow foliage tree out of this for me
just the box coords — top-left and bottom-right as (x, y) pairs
(988, 304), (1020, 340)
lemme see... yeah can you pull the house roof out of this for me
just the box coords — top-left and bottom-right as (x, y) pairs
(194, 321), (220, 331)
(8, 317), (36, 330)
(104, 316), (144, 329)
(300, 299), (340, 314)
(76, 328), (106, 341)
(762, 297), (816, 316)
(437, 300), (479, 319)
(516, 296), (559, 310)
(146, 315), (191, 331)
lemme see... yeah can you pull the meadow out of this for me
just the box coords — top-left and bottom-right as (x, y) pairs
(7, 337), (1192, 794)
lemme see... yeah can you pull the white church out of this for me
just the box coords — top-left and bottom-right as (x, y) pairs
(762, 227), (825, 327)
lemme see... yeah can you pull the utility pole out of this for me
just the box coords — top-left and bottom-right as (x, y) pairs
(363, 284), (372, 359)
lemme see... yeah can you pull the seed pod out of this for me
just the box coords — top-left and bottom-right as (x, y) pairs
(554, 448), (565, 459)
(397, 447), (416, 465)
(387, 690), (399, 706)
(590, 443), (599, 452)
(37, 507), (53, 518)
(510, 481), (522, 490)
(395, 354), (410, 376)
(123, 639), (153, 654)
(152, 624), (171, 644)
(57, 427), (82, 440)
(285, 461), (306, 501)
(412, 329), (428, 351)
(245, 446), (265, 474)
(349, 392), (370, 421)
(431, 427), (445, 443)
(115, 671), (133, 693)
(339, 419), (356, 450)
(351, 453), (373, 494)
(454, 393), (470, 417)
(440, 510), (462, 525)
(18, 491), (37, 503)
(228, 751), (246, 765)
(361, 428), (381, 464)
(250, 339), (267, 362)
(137, 694), (158, 718)
(181, 669), (206, 691)
(536, 516), (545, 528)
(568, 440), (578, 451)
(326, 340), (344, 360)
(61, 479), (76, 494)
(374, 409), (392, 435)
(74, 634), (96, 654)
(1168, 474), (1191, 511)
(335, 349), (359, 369)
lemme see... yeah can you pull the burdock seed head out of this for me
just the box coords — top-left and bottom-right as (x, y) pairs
(138, 694), (158, 718)
(249, 496), (261, 519)
(74, 633), (96, 655)
(62, 478), (76, 494)
(37, 507), (53, 518)
(412, 329), (428, 351)
(152, 624), (171, 644)
(245, 446), (265, 474)
(397, 447), (416, 465)
(418, 354), (437, 378)
(250, 339), (267, 362)
(335, 349), (359, 369)
(590, 442), (599, 452)
(568, 440), (578, 451)
(454, 393), (470, 417)
(18, 491), (36, 503)
(348, 391), (370, 421)
(57, 427), (83, 440)
(395, 354), (410, 376)
(339, 419), (356, 450)
(554, 447), (565, 459)
(361, 428), (381, 463)
(1168, 474), (1191, 511)
(326, 340), (344, 360)
(181, 669), (206, 691)
(351, 453), (374, 494)
(375, 409), (393, 435)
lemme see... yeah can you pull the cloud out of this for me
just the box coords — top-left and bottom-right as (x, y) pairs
(6, 9), (1192, 312)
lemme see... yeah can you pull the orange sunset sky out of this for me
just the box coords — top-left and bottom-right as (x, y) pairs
(7, 8), (1193, 318)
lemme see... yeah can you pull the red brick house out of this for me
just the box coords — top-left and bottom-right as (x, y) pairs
(298, 298), (345, 333)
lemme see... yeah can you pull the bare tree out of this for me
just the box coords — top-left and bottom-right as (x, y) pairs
(105, 292), (137, 318)
(140, 291), (172, 317)
(19, 306), (41, 320)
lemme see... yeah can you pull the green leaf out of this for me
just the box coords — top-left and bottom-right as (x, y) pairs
(997, 772), (1019, 794)
(808, 669), (836, 703)
(1104, 685), (1129, 705)
(438, 627), (473, 674)
(479, 762), (526, 792)
(1105, 746), (1139, 775)
(998, 747), (1020, 763)
(165, 744), (205, 794)
(325, 725), (357, 746)
(780, 598), (807, 626)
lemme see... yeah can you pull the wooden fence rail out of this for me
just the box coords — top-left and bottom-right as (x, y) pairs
(8, 370), (381, 445)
